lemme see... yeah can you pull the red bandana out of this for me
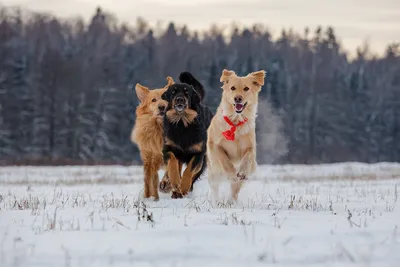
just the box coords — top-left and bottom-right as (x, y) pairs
(222, 116), (248, 141)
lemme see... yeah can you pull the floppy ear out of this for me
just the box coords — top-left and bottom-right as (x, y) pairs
(135, 83), (149, 102)
(190, 87), (201, 105)
(220, 69), (235, 83)
(165, 76), (175, 88)
(250, 70), (266, 87)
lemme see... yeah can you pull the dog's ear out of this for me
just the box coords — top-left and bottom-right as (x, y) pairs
(165, 76), (175, 88)
(220, 69), (235, 84)
(161, 77), (174, 101)
(250, 70), (266, 87)
(161, 89), (170, 101)
(190, 87), (201, 105)
(135, 83), (149, 102)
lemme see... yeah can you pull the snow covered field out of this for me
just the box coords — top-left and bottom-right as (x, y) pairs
(1, 163), (399, 267)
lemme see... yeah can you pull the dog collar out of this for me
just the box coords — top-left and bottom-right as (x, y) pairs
(222, 116), (247, 141)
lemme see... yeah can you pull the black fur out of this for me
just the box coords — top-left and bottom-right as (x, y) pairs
(179, 72), (205, 101)
(162, 72), (213, 193)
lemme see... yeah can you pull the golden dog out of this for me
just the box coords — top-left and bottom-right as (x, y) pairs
(207, 69), (266, 204)
(131, 77), (174, 200)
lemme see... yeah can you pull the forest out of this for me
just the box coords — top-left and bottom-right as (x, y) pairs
(0, 6), (399, 165)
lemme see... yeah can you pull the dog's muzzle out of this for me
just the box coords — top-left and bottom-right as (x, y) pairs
(174, 96), (187, 113)
(233, 102), (247, 113)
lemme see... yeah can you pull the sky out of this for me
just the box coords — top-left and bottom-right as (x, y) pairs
(1, 0), (399, 54)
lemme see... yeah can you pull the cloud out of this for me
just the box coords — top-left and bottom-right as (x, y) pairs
(1, 0), (398, 53)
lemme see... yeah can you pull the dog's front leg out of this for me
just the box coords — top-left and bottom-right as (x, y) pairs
(159, 162), (182, 193)
(229, 147), (256, 203)
(165, 152), (182, 198)
(180, 154), (204, 196)
(209, 141), (238, 181)
(159, 172), (172, 193)
(237, 147), (256, 180)
(150, 170), (160, 201)
(149, 156), (163, 201)
(141, 152), (152, 199)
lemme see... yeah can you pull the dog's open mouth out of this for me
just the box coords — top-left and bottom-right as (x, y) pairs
(174, 104), (186, 113)
(233, 102), (247, 113)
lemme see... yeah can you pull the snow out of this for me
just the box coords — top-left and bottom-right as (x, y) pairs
(1, 163), (399, 267)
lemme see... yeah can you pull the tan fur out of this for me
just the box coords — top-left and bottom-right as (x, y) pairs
(179, 156), (203, 196)
(131, 76), (174, 200)
(165, 136), (181, 150)
(165, 153), (203, 199)
(159, 161), (182, 193)
(188, 142), (203, 152)
(166, 152), (181, 192)
(207, 69), (266, 203)
(166, 108), (198, 127)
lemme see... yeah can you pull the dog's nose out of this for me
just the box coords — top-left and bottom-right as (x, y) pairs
(158, 105), (165, 111)
(176, 96), (185, 105)
(234, 95), (243, 103)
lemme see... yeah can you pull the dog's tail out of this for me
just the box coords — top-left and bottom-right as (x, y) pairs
(179, 72), (205, 101)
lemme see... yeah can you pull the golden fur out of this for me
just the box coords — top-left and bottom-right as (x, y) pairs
(131, 76), (174, 200)
(207, 69), (266, 204)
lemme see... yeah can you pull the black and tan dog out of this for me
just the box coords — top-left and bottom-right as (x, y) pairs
(159, 72), (213, 198)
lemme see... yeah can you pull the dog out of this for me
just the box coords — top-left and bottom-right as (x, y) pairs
(207, 69), (266, 204)
(159, 72), (213, 198)
(131, 76), (174, 200)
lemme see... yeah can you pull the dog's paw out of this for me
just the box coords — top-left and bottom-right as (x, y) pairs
(143, 189), (151, 199)
(236, 172), (248, 181)
(171, 191), (184, 199)
(228, 175), (240, 182)
(159, 180), (172, 193)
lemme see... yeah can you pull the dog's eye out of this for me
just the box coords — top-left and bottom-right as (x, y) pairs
(231, 86), (236, 91)
(243, 87), (249, 92)
(152, 98), (157, 102)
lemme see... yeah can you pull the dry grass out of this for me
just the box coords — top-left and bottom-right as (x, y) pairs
(0, 177), (141, 186)
(1, 175), (399, 266)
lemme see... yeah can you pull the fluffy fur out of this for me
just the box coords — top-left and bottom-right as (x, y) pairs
(207, 69), (266, 204)
(131, 76), (174, 200)
(159, 72), (213, 198)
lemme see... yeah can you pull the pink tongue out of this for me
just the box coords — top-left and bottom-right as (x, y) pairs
(235, 104), (243, 110)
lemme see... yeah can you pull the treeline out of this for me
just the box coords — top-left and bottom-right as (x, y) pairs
(0, 6), (399, 165)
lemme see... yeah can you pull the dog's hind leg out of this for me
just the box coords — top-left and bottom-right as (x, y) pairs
(229, 180), (244, 204)
(208, 172), (220, 205)
(189, 155), (206, 192)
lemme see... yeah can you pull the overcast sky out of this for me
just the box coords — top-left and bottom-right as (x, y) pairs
(1, 0), (399, 54)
